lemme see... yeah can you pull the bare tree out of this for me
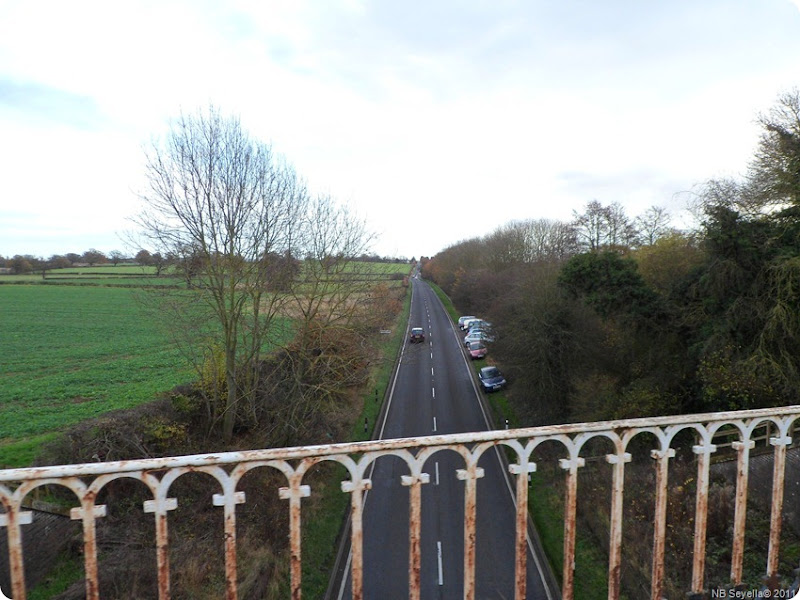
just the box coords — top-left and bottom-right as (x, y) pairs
(635, 206), (673, 246)
(233, 195), (379, 441)
(135, 106), (307, 441)
(108, 250), (125, 266)
(573, 200), (638, 251)
(572, 200), (610, 251)
(605, 202), (638, 248)
(483, 222), (529, 271)
(519, 218), (578, 262)
(483, 219), (578, 268)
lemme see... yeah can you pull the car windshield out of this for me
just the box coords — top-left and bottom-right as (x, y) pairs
(482, 367), (499, 378)
(411, 328), (423, 334)
(469, 342), (485, 350)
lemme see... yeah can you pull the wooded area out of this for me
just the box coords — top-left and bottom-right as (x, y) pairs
(423, 89), (800, 427)
(421, 89), (800, 595)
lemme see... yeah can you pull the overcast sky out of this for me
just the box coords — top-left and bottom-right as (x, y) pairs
(2, 1), (800, 260)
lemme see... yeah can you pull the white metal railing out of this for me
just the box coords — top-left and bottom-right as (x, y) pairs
(2, 405), (800, 599)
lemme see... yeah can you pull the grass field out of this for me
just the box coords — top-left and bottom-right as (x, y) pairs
(0, 285), (192, 466)
(1, 264), (184, 286)
(0, 262), (413, 467)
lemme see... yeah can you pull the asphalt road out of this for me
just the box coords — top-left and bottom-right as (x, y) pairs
(331, 276), (556, 599)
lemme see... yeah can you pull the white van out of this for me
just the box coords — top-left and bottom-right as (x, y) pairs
(458, 316), (477, 330)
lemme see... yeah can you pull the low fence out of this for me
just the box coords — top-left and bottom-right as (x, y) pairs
(2, 405), (800, 599)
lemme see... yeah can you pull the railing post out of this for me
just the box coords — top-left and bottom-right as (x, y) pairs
(401, 472), (430, 600)
(649, 448), (674, 600)
(0, 505), (33, 600)
(689, 441), (717, 595)
(143, 495), (179, 600)
(730, 439), (754, 585)
(509, 458), (537, 600)
(341, 477), (372, 600)
(605, 451), (631, 600)
(767, 434), (792, 579)
(279, 478), (311, 600)
(456, 463), (485, 600)
(213, 489), (246, 600)
(558, 456), (585, 600)
(70, 500), (107, 600)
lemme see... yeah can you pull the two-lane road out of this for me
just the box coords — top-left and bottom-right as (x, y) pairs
(333, 276), (556, 599)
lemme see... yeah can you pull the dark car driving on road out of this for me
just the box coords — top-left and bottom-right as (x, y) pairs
(478, 366), (506, 392)
(409, 327), (425, 343)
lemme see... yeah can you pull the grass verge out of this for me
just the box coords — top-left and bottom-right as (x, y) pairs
(27, 552), (84, 600)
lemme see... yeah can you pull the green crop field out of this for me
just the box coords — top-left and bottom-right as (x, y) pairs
(0, 285), (192, 465)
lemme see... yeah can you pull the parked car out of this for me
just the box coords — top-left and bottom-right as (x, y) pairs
(462, 317), (483, 332)
(464, 330), (495, 345)
(478, 366), (506, 392)
(466, 319), (491, 334)
(409, 327), (425, 343)
(464, 330), (494, 346)
(467, 341), (487, 359)
(458, 315), (477, 330)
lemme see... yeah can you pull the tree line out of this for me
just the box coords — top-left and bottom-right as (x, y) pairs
(0, 249), (129, 273)
(422, 88), (800, 425)
(0, 248), (412, 275)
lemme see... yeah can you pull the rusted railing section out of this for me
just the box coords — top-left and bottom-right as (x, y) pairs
(1, 405), (800, 599)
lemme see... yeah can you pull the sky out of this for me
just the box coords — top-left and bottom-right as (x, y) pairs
(2, 1), (800, 261)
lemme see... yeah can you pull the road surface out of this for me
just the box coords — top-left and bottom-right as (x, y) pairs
(331, 276), (557, 599)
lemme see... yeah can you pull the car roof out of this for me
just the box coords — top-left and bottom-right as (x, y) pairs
(411, 327), (423, 332)
(480, 366), (500, 375)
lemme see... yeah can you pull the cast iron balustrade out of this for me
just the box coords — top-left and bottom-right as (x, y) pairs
(2, 405), (800, 599)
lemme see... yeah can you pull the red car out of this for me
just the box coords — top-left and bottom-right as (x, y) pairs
(409, 327), (425, 343)
(467, 341), (487, 359)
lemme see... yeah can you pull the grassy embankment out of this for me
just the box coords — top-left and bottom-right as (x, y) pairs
(427, 280), (607, 599)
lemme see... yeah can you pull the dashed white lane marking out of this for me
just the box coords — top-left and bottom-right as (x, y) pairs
(437, 541), (444, 586)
